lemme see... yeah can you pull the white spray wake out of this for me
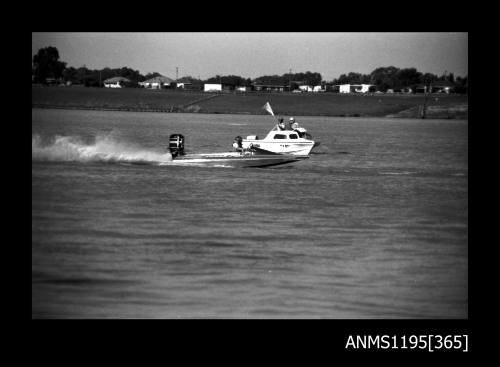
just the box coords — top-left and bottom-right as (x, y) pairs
(32, 134), (172, 164)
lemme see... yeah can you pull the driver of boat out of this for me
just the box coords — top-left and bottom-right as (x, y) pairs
(290, 117), (299, 130)
(277, 118), (286, 131)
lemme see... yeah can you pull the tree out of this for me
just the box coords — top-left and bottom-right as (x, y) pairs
(62, 66), (78, 83)
(421, 72), (438, 85)
(334, 72), (367, 85)
(144, 72), (163, 80)
(448, 72), (455, 83)
(396, 68), (422, 89)
(303, 71), (322, 86)
(32, 46), (67, 83)
(75, 66), (90, 84)
(204, 74), (248, 86)
(116, 66), (142, 82)
(253, 74), (285, 85)
(100, 67), (115, 82)
(369, 66), (400, 91)
(454, 75), (468, 94)
(221, 75), (247, 86)
(290, 82), (300, 91)
(253, 71), (323, 87)
(204, 75), (222, 84)
(291, 71), (322, 86)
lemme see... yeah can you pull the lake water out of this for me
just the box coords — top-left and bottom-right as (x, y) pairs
(32, 109), (468, 318)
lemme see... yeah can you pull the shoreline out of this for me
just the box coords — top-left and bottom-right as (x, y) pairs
(31, 104), (468, 120)
(32, 87), (468, 120)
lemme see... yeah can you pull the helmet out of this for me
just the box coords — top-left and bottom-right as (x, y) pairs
(290, 117), (295, 121)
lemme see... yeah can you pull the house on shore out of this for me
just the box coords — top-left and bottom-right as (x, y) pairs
(339, 84), (375, 93)
(204, 83), (236, 92)
(415, 81), (455, 94)
(175, 82), (192, 89)
(387, 87), (413, 93)
(296, 85), (325, 92)
(430, 81), (455, 94)
(103, 77), (130, 88)
(171, 80), (203, 90)
(139, 76), (174, 89)
(253, 84), (286, 92)
(182, 83), (203, 91)
(324, 84), (340, 93)
(204, 83), (222, 92)
(235, 86), (252, 92)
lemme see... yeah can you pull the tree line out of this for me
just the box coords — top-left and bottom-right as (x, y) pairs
(332, 67), (468, 93)
(32, 46), (468, 93)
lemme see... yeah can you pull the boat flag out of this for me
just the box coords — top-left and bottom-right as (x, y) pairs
(262, 102), (274, 116)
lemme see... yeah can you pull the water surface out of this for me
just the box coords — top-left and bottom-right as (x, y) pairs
(32, 109), (468, 318)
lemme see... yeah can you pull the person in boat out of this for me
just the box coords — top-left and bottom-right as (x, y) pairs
(289, 117), (310, 139)
(277, 118), (286, 131)
(232, 136), (243, 152)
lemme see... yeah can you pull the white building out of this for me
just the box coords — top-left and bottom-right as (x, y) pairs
(339, 84), (374, 93)
(103, 77), (130, 88)
(298, 85), (313, 92)
(175, 82), (193, 89)
(236, 86), (251, 92)
(139, 76), (174, 89)
(204, 83), (222, 92)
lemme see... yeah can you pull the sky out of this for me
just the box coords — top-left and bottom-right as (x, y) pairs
(32, 32), (468, 81)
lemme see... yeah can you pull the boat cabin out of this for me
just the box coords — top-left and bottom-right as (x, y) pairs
(267, 131), (300, 140)
(247, 129), (310, 141)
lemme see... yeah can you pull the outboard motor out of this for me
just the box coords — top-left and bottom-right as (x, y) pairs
(232, 136), (243, 151)
(169, 134), (185, 158)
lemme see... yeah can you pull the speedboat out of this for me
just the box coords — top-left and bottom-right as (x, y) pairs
(168, 134), (308, 168)
(241, 123), (319, 156)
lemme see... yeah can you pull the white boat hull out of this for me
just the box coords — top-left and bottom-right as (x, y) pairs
(171, 152), (309, 168)
(241, 140), (314, 156)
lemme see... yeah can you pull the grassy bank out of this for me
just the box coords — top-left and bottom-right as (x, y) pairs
(32, 86), (468, 119)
